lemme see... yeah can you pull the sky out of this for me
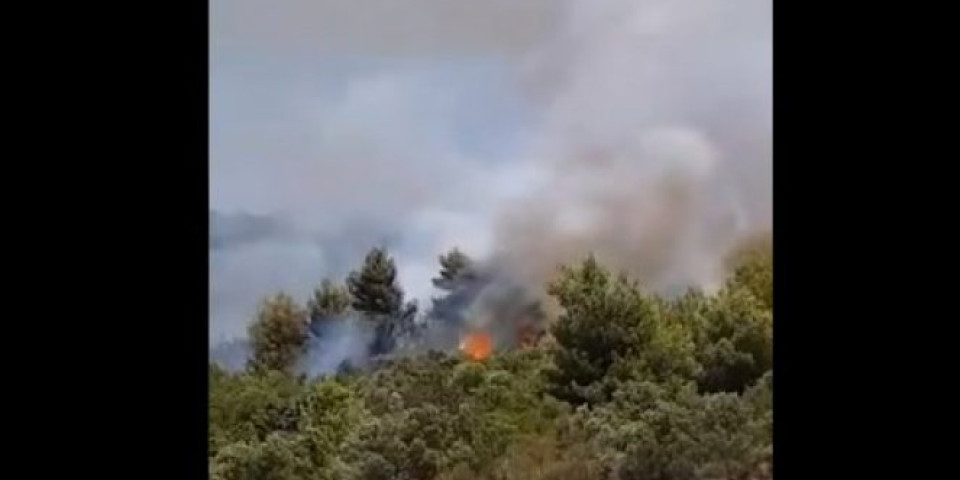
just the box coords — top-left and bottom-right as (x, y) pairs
(209, 0), (772, 345)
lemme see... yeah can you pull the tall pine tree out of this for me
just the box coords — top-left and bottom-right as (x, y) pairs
(346, 247), (417, 355)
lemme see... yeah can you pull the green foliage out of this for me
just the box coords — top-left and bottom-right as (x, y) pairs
(437, 435), (603, 480)
(211, 433), (314, 480)
(725, 234), (772, 310)
(209, 368), (305, 456)
(562, 375), (772, 480)
(429, 248), (481, 328)
(347, 247), (418, 355)
(309, 279), (352, 324)
(432, 248), (479, 291)
(662, 254), (772, 396)
(729, 253), (772, 310)
(347, 248), (404, 317)
(247, 293), (310, 374)
(667, 283), (772, 395)
(210, 371), (365, 480)
(343, 352), (563, 480)
(545, 255), (698, 404)
(212, 243), (773, 480)
(545, 255), (639, 403)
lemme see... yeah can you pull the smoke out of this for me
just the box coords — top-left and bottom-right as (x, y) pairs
(209, 211), (405, 344)
(210, 0), (771, 368)
(417, 264), (547, 354)
(489, 0), (772, 294)
(298, 316), (374, 376)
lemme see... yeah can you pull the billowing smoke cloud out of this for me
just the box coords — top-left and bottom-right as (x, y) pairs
(210, 0), (771, 367)
(490, 0), (771, 294)
(415, 262), (546, 355)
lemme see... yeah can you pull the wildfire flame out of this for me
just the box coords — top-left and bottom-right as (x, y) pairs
(459, 330), (492, 361)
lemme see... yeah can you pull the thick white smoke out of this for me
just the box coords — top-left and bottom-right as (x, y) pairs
(491, 0), (771, 293)
(209, 0), (771, 362)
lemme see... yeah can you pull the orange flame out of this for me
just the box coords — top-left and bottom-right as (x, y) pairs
(459, 331), (492, 361)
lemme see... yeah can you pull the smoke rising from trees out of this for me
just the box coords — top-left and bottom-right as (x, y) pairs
(211, 0), (771, 350)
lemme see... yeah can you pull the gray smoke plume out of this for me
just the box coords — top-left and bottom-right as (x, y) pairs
(210, 0), (771, 369)
(416, 262), (547, 354)
(298, 316), (374, 376)
(489, 0), (772, 295)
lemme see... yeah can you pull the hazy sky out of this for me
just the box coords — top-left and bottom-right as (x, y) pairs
(210, 0), (772, 344)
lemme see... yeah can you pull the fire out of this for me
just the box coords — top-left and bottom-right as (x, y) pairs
(459, 330), (492, 361)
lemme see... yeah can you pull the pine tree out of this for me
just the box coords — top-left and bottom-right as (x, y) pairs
(346, 247), (418, 355)
(692, 286), (772, 394)
(432, 248), (478, 291)
(546, 255), (697, 404)
(246, 293), (309, 374)
(306, 279), (351, 334)
(348, 248), (403, 316)
(428, 248), (485, 327)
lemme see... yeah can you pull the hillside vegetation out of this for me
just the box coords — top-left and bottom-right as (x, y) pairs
(210, 243), (772, 480)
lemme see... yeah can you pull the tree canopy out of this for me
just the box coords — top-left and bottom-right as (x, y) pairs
(212, 240), (773, 480)
(346, 247), (418, 355)
(247, 293), (310, 375)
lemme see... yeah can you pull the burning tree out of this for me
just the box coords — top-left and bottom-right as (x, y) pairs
(428, 248), (549, 358)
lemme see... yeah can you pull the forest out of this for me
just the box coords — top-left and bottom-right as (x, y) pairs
(209, 238), (772, 480)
